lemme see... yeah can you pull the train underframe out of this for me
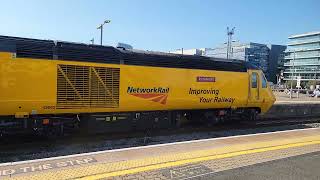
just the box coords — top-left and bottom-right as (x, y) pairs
(0, 108), (260, 137)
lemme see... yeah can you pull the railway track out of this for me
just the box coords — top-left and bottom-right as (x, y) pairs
(0, 116), (319, 164)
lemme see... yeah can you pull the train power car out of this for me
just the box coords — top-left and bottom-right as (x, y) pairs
(0, 36), (276, 135)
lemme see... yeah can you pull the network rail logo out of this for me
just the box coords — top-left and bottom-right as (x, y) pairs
(127, 86), (169, 105)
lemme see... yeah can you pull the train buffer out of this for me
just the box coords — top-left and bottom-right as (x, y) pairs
(0, 128), (320, 179)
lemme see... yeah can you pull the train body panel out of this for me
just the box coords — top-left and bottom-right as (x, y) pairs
(121, 64), (251, 111)
(0, 53), (57, 117)
(0, 53), (261, 116)
(0, 35), (276, 135)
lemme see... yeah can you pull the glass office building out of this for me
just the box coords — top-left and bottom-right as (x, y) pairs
(204, 42), (285, 83)
(283, 31), (320, 81)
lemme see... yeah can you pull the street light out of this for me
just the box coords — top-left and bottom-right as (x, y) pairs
(226, 27), (235, 59)
(97, 20), (111, 45)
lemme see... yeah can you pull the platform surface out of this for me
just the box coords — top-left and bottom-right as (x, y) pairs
(275, 100), (320, 104)
(192, 151), (320, 180)
(0, 128), (320, 180)
(274, 91), (320, 103)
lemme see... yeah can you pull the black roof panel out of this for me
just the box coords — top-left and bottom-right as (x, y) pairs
(0, 35), (258, 72)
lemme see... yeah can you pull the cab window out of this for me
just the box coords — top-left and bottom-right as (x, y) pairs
(261, 74), (267, 88)
(251, 73), (258, 88)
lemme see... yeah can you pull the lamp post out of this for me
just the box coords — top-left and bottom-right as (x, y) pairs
(226, 27), (235, 60)
(97, 20), (111, 45)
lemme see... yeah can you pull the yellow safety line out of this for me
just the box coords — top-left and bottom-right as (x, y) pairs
(80, 140), (320, 180)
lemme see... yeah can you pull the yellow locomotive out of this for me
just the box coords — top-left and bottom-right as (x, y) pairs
(0, 36), (275, 135)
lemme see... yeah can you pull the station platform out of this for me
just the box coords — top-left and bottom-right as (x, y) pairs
(0, 128), (319, 180)
(261, 101), (320, 119)
(275, 100), (320, 104)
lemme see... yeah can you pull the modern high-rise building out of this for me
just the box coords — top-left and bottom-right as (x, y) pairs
(283, 31), (320, 82)
(204, 42), (286, 83)
(268, 45), (287, 83)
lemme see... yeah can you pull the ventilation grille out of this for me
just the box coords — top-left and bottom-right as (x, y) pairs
(56, 42), (120, 64)
(57, 64), (120, 109)
(0, 35), (250, 72)
(0, 35), (54, 59)
(121, 52), (247, 72)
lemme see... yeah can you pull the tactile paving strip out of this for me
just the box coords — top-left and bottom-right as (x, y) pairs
(111, 144), (320, 180)
(1, 130), (320, 180)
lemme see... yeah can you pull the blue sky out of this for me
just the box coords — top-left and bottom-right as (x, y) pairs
(0, 0), (319, 51)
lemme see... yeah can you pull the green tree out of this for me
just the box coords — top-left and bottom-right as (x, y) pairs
(285, 80), (297, 88)
(306, 80), (317, 89)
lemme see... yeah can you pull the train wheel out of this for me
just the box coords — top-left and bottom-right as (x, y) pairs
(249, 109), (258, 121)
(42, 124), (64, 138)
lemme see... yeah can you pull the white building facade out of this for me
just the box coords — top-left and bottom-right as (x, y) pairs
(283, 31), (320, 82)
(169, 48), (204, 56)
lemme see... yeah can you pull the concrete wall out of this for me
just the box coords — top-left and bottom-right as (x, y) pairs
(260, 103), (320, 119)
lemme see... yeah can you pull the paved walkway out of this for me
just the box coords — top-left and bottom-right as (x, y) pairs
(0, 128), (319, 180)
(274, 91), (320, 103)
(197, 151), (320, 180)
